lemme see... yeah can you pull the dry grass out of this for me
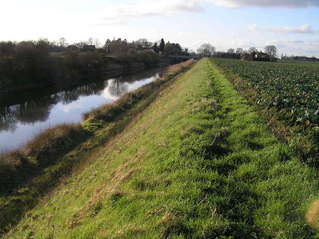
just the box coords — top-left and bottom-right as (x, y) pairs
(0, 124), (85, 192)
(163, 59), (195, 78)
(307, 200), (319, 229)
(23, 124), (83, 156)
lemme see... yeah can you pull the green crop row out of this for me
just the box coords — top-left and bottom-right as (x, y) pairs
(213, 58), (319, 127)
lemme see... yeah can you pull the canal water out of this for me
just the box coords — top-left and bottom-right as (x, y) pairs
(0, 68), (163, 153)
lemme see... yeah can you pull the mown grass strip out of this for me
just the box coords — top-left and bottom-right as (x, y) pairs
(206, 60), (319, 238)
(4, 59), (319, 239)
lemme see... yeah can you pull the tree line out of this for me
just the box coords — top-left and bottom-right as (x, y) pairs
(197, 43), (278, 61)
(0, 38), (192, 93)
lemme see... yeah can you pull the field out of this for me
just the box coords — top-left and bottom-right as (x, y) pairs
(213, 59), (319, 127)
(4, 59), (319, 238)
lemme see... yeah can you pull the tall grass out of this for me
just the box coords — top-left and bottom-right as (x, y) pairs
(0, 124), (85, 193)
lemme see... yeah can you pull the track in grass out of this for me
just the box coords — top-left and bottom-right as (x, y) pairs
(4, 59), (319, 239)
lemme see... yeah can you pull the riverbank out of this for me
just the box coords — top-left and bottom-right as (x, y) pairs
(0, 67), (164, 153)
(0, 59), (195, 234)
(3, 58), (319, 238)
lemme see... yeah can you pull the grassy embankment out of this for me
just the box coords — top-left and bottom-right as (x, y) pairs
(0, 60), (194, 235)
(4, 58), (319, 238)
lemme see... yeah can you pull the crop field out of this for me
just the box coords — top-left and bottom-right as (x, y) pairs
(213, 58), (319, 127)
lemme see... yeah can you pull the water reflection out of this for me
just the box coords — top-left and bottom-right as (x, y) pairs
(109, 80), (128, 98)
(0, 68), (162, 152)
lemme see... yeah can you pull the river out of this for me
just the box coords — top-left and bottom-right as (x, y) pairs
(0, 68), (163, 153)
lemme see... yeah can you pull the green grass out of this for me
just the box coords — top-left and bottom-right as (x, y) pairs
(4, 59), (319, 238)
(0, 60), (194, 235)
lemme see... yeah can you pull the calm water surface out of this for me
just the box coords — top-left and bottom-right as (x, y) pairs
(0, 68), (163, 153)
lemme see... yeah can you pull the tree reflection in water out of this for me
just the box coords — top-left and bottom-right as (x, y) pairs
(0, 67), (163, 152)
(108, 79), (128, 97)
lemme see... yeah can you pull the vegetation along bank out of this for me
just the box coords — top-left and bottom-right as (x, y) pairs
(0, 59), (195, 235)
(0, 38), (192, 94)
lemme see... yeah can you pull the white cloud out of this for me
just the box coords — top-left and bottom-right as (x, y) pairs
(267, 40), (319, 56)
(60, 102), (83, 113)
(208, 0), (319, 8)
(249, 24), (316, 34)
(100, 0), (204, 25)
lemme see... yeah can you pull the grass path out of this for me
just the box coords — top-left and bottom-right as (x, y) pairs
(4, 59), (319, 239)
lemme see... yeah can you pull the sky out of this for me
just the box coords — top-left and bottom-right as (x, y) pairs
(0, 0), (319, 56)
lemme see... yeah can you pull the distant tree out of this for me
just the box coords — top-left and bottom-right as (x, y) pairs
(37, 38), (51, 50)
(189, 50), (197, 56)
(163, 42), (182, 56)
(265, 45), (277, 58)
(94, 39), (101, 48)
(159, 38), (165, 53)
(103, 38), (137, 57)
(197, 43), (215, 57)
(74, 41), (87, 49)
(87, 37), (94, 46)
(153, 43), (160, 53)
(14, 41), (51, 83)
(136, 39), (153, 49)
(236, 48), (244, 54)
(104, 39), (111, 53)
(58, 37), (67, 48)
(0, 41), (15, 56)
(248, 47), (258, 53)
(227, 48), (235, 54)
(183, 48), (189, 56)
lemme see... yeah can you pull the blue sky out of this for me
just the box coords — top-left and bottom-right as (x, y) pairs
(1, 0), (319, 56)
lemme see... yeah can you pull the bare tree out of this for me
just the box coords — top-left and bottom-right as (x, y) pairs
(265, 45), (277, 58)
(58, 37), (67, 47)
(248, 47), (258, 53)
(197, 43), (215, 57)
(135, 39), (153, 49)
(227, 48), (235, 54)
(94, 39), (101, 48)
(236, 48), (244, 54)
(159, 38), (165, 53)
(88, 38), (94, 46)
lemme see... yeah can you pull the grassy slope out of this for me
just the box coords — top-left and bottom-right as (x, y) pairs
(0, 60), (194, 235)
(5, 59), (319, 239)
